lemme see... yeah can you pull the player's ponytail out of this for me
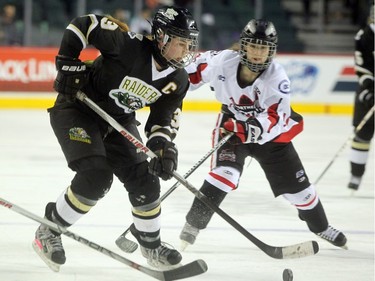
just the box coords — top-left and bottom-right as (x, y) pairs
(105, 15), (130, 32)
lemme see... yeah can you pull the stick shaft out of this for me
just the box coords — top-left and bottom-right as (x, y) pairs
(77, 91), (317, 259)
(0, 197), (164, 279)
(314, 105), (375, 185)
(119, 132), (233, 239)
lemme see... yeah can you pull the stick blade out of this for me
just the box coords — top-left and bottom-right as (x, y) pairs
(115, 234), (138, 253)
(163, 259), (208, 281)
(280, 240), (319, 259)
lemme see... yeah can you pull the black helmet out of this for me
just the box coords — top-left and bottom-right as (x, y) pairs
(152, 6), (199, 69)
(239, 19), (278, 73)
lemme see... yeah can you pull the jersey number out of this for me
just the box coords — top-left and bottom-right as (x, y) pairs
(100, 18), (118, 31)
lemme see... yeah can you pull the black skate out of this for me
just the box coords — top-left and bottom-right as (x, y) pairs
(130, 223), (182, 268)
(316, 225), (348, 249)
(141, 243), (182, 269)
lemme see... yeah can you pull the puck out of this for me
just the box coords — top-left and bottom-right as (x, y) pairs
(282, 268), (293, 281)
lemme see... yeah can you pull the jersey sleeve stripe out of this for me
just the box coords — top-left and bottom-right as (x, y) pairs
(67, 24), (88, 49)
(188, 63), (208, 84)
(87, 14), (99, 42)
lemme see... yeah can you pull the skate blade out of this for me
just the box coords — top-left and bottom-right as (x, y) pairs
(180, 240), (191, 251)
(147, 260), (182, 270)
(32, 240), (60, 272)
(340, 244), (349, 250)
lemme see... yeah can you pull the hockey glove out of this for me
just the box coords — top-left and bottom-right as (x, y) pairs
(147, 137), (178, 181)
(358, 88), (374, 107)
(223, 118), (263, 143)
(53, 55), (89, 101)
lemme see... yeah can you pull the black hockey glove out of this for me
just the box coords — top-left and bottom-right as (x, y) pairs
(147, 137), (178, 181)
(53, 55), (89, 102)
(358, 79), (374, 107)
(222, 118), (263, 143)
(358, 88), (374, 107)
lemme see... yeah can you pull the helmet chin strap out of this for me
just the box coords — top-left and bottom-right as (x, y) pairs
(152, 42), (169, 69)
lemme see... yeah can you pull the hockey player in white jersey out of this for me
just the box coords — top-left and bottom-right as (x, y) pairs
(180, 19), (347, 250)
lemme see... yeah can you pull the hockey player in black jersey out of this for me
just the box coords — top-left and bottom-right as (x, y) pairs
(348, 4), (374, 191)
(179, 19), (347, 251)
(32, 6), (199, 271)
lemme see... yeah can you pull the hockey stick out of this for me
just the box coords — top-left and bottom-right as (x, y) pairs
(0, 197), (207, 281)
(314, 104), (375, 185)
(76, 90), (319, 259)
(115, 132), (234, 253)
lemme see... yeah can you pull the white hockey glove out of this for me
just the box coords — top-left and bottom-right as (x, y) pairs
(223, 118), (263, 143)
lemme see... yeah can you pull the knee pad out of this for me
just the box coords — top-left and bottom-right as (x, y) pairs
(205, 166), (240, 193)
(70, 156), (113, 201)
(282, 185), (319, 210)
(119, 161), (161, 207)
(71, 167), (113, 201)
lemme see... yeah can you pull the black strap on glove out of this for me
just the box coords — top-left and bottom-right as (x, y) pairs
(147, 137), (178, 181)
(53, 55), (89, 101)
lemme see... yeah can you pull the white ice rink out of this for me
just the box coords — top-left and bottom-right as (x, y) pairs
(0, 109), (374, 281)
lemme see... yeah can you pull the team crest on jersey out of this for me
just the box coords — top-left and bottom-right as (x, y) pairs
(110, 76), (161, 113)
(229, 89), (264, 117)
(69, 127), (91, 144)
(278, 79), (290, 94)
(110, 90), (143, 112)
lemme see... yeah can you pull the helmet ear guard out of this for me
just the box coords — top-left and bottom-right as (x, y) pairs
(239, 19), (278, 73)
(154, 27), (169, 46)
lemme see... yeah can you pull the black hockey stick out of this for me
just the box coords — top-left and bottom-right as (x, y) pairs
(314, 104), (375, 185)
(115, 132), (234, 253)
(0, 197), (207, 281)
(76, 91), (319, 259)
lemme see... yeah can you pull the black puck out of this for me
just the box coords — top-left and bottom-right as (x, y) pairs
(282, 268), (293, 281)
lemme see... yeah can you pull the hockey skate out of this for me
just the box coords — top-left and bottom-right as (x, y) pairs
(32, 224), (66, 272)
(141, 243), (182, 269)
(129, 223), (182, 268)
(348, 175), (362, 191)
(316, 225), (348, 249)
(179, 222), (200, 251)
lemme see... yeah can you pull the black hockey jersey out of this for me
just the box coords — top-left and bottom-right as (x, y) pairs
(57, 14), (189, 141)
(354, 23), (374, 93)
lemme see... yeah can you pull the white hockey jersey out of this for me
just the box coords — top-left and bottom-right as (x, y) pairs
(186, 50), (303, 144)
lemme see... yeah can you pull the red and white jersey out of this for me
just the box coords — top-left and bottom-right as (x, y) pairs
(186, 50), (303, 144)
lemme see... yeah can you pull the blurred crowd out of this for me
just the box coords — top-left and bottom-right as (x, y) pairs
(0, 0), (371, 50)
(0, 2), (23, 45)
(0, 0), (194, 46)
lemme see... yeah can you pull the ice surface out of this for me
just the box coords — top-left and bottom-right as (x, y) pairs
(0, 110), (373, 281)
